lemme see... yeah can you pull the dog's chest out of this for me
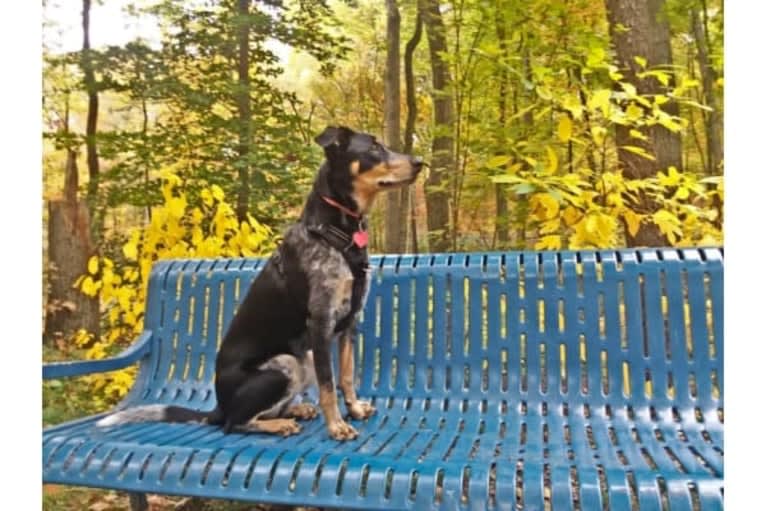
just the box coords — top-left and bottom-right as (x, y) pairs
(336, 264), (370, 332)
(321, 249), (370, 333)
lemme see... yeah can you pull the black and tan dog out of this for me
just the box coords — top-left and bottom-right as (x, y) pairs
(97, 126), (424, 440)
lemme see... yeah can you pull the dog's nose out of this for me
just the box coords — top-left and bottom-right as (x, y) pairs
(412, 156), (425, 172)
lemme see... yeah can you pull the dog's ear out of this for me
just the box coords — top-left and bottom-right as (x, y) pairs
(314, 126), (354, 150)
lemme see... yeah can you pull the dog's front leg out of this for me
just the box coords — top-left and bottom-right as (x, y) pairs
(339, 328), (376, 420)
(308, 315), (359, 440)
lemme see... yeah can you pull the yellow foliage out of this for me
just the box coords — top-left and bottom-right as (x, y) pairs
(77, 174), (275, 402)
(557, 116), (573, 142)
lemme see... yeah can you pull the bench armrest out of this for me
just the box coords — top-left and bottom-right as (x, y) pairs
(43, 331), (153, 379)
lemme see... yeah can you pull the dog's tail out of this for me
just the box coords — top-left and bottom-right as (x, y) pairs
(95, 404), (221, 427)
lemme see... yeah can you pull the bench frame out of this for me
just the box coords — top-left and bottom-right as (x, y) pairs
(43, 248), (723, 510)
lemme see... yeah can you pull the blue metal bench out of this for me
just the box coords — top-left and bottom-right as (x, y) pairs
(43, 248), (723, 510)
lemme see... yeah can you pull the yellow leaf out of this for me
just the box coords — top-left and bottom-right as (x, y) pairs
(87, 256), (99, 275)
(621, 145), (656, 161)
(591, 126), (607, 146)
(535, 235), (562, 250)
(652, 209), (682, 242)
(557, 116), (573, 142)
(620, 82), (637, 97)
(487, 155), (512, 168)
(81, 276), (98, 297)
(190, 207), (204, 224)
(211, 185), (225, 202)
(658, 115), (682, 133)
(168, 196), (187, 218)
(658, 166), (682, 187)
(201, 189), (213, 207)
(561, 94), (583, 119)
(629, 129), (648, 141)
(562, 206), (581, 226)
(634, 56), (648, 69)
(674, 186), (690, 200)
(586, 46), (606, 68)
(623, 210), (643, 237)
(544, 146), (559, 175)
(540, 219), (560, 235)
(589, 89), (612, 116)
(625, 103), (643, 121)
(123, 241), (138, 261)
(530, 193), (560, 221)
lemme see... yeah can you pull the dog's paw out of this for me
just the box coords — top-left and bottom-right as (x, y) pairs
(327, 418), (359, 440)
(287, 403), (319, 421)
(251, 418), (302, 437)
(347, 400), (376, 420)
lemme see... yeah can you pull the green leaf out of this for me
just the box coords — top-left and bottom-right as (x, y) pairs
(587, 47), (606, 68)
(513, 183), (536, 195)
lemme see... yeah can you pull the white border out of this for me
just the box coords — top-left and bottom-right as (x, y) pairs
(725, 0), (766, 508)
(0, 0), (42, 506)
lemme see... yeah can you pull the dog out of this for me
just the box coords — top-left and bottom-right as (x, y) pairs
(97, 126), (424, 440)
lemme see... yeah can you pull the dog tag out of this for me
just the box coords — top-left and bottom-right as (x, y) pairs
(352, 230), (369, 248)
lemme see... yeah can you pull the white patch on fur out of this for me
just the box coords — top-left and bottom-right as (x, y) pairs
(95, 404), (168, 427)
(255, 352), (318, 420)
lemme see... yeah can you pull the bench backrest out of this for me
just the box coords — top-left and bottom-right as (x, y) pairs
(131, 248), (723, 418)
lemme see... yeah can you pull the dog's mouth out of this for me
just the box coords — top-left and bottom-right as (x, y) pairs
(378, 176), (418, 188)
(378, 179), (406, 188)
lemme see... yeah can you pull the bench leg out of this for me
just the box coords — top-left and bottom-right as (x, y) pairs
(128, 492), (148, 511)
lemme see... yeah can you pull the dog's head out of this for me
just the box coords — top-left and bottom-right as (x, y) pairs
(315, 126), (424, 213)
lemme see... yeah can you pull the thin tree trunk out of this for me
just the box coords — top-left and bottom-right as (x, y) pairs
(405, 13), (423, 254)
(419, 0), (454, 253)
(494, 1), (509, 247)
(384, 0), (406, 253)
(605, 0), (682, 246)
(82, 0), (101, 242)
(141, 95), (152, 221)
(236, 0), (252, 223)
(404, 14), (422, 155)
(691, 6), (722, 175)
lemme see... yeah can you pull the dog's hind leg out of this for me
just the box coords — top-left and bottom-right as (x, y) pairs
(222, 368), (292, 433)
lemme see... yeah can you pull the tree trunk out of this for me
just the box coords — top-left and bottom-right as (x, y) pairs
(605, 0), (682, 246)
(691, 5), (722, 175)
(405, 13), (423, 254)
(236, 0), (252, 223)
(81, 0), (101, 242)
(45, 151), (100, 343)
(384, 0), (406, 253)
(404, 14), (422, 155)
(494, 2), (509, 247)
(419, 0), (454, 253)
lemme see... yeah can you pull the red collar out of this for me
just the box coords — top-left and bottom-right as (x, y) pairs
(321, 195), (362, 219)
